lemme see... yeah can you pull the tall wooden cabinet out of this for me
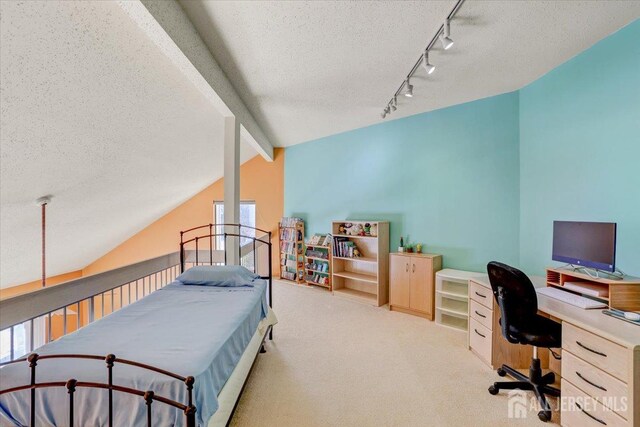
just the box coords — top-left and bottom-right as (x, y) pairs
(389, 253), (442, 320)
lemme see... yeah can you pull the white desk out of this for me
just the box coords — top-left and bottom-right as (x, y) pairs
(470, 275), (640, 426)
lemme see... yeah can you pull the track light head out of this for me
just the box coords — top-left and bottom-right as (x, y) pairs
(390, 99), (397, 111)
(381, 110), (387, 119)
(404, 79), (413, 97)
(440, 19), (454, 50)
(423, 51), (436, 75)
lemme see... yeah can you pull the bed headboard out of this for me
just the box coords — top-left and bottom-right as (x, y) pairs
(179, 224), (273, 328)
(178, 223), (272, 278)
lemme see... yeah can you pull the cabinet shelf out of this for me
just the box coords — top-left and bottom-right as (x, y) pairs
(333, 288), (377, 304)
(434, 269), (487, 332)
(333, 270), (377, 284)
(436, 306), (468, 319)
(436, 290), (468, 302)
(333, 256), (377, 264)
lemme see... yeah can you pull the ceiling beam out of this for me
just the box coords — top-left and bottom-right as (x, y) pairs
(118, 0), (274, 161)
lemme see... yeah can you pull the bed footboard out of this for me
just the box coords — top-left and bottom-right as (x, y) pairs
(0, 353), (197, 427)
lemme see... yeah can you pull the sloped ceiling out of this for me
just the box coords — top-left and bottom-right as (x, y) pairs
(2, 1), (639, 288)
(0, 1), (256, 288)
(179, 0), (640, 147)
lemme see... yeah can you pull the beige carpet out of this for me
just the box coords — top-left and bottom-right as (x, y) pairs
(231, 281), (560, 426)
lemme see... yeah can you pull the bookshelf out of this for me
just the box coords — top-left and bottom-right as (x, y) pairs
(279, 218), (305, 284)
(305, 234), (332, 290)
(331, 221), (389, 306)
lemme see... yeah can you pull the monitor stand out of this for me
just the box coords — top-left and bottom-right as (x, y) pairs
(564, 264), (625, 281)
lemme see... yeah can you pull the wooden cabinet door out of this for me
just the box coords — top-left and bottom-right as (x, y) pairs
(409, 257), (432, 317)
(389, 255), (410, 308)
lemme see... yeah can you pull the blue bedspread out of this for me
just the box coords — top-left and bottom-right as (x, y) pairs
(0, 280), (268, 426)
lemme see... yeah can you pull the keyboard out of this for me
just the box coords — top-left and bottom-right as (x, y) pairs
(536, 286), (607, 309)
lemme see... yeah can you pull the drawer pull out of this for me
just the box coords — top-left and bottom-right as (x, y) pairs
(474, 310), (486, 319)
(576, 341), (607, 357)
(575, 371), (607, 391)
(576, 403), (606, 425)
(474, 291), (487, 298)
(474, 328), (486, 338)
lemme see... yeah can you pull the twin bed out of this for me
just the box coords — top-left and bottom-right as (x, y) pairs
(0, 225), (276, 426)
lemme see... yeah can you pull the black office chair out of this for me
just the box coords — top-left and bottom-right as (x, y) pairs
(486, 262), (561, 422)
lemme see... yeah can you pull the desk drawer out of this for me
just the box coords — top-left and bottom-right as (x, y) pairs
(562, 323), (628, 382)
(469, 281), (493, 310)
(469, 317), (491, 365)
(562, 351), (628, 419)
(561, 381), (628, 427)
(470, 299), (492, 330)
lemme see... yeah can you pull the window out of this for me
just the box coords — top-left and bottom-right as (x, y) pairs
(213, 201), (256, 250)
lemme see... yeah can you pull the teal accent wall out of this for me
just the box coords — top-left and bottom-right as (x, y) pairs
(519, 20), (640, 276)
(285, 93), (521, 272)
(285, 20), (640, 276)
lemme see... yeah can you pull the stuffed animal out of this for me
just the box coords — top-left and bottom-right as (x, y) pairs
(339, 224), (346, 234)
(348, 223), (363, 236)
(353, 248), (362, 258)
(364, 223), (371, 235)
(342, 223), (353, 235)
(370, 223), (378, 237)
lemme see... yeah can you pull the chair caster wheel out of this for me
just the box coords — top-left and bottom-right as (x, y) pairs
(497, 367), (507, 377)
(538, 411), (551, 422)
(488, 385), (499, 395)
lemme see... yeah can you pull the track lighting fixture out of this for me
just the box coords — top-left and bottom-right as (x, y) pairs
(423, 51), (436, 75)
(379, 0), (465, 116)
(440, 19), (454, 50)
(404, 79), (413, 98)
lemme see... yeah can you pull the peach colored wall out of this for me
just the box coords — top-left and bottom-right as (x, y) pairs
(0, 270), (83, 300)
(83, 148), (284, 275)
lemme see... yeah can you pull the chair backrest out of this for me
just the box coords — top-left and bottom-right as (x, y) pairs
(487, 261), (539, 342)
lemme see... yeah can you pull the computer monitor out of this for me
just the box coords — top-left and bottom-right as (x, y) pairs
(552, 221), (617, 272)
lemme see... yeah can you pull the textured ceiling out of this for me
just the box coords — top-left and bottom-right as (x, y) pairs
(179, 0), (640, 147)
(0, 1), (256, 288)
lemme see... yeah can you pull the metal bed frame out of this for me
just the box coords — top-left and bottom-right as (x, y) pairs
(0, 224), (273, 427)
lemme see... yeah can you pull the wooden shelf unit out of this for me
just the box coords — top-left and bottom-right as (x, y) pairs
(305, 239), (332, 290)
(546, 267), (640, 311)
(434, 269), (486, 332)
(330, 221), (389, 306)
(278, 219), (305, 284)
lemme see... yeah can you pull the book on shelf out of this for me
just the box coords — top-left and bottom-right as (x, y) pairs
(281, 271), (297, 281)
(280, 227), (302, 242)
(308, 234), (324, 245)
(321, 234), (332, 246)
(280, 217), (303, 228)
(305, 248), (329, 260)
(332, 236), (348, 257)
(279, 241), (301, 255)
(332, 237), (361, 258)
(306, 273), (330, 286)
